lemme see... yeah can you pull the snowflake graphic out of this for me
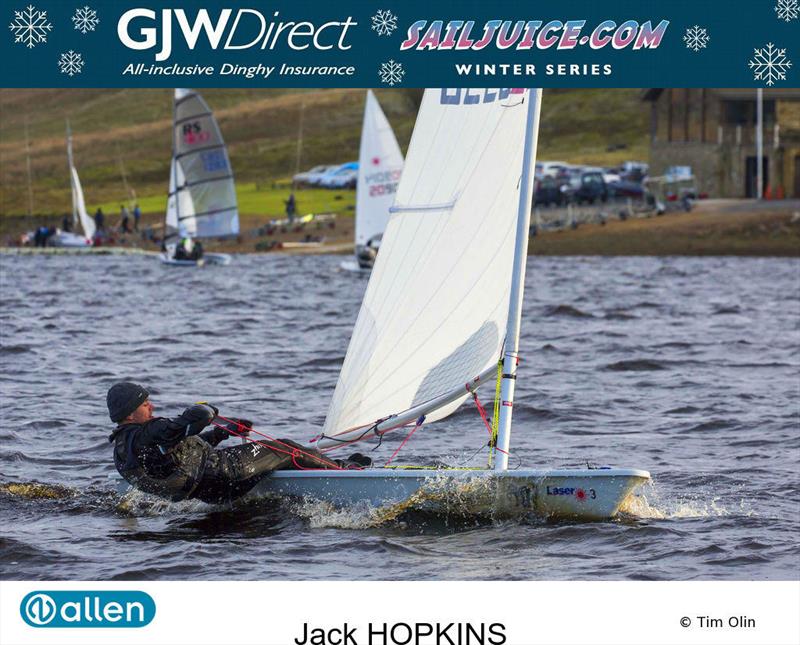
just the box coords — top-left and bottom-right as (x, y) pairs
(749, 42), (792, 86)
(775, 0), (799, 21)
(371, 9), (397, 36)
(8, 4), (52, 49)
(683, 25), (709, 52)
(58, 50), (84, 76)
(378, 59), (404, 85)
(72, 6), (99, 34)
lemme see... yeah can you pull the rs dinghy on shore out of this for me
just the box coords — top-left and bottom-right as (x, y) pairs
(50, 121), (96, 249)
(252, 88), (651, 521)
(159, 88), (237, 267)
(341, 90), (404, 272)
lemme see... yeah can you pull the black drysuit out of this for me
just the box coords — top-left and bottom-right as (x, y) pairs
(109, 405), (337, 503)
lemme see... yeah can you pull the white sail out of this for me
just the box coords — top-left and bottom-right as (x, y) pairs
(66, 121), (95, 240)
(70, 166), (95, 240)
(168, 88), (238, 240)
(355, 90), (404, 249)
(165, 158), (195, 237)
(323, 88), (532, 439)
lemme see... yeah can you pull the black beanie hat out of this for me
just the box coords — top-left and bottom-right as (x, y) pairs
(107, 382), (149, 423)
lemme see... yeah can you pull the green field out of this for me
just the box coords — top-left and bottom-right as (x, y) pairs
(93, 184), (355, 221)
(0, 88), (648, 219)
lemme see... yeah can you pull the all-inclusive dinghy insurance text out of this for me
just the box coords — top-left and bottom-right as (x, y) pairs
(123, 63), (356, 78)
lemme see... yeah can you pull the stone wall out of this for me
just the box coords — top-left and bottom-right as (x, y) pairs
(649, 141), (796, 198)
(650, 142), (724, 196)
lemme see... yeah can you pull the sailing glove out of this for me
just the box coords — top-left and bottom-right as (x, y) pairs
(183, 403), (218, 424)
(222, 418), (253, 437)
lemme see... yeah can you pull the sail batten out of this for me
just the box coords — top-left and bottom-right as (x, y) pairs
(324, 88), (533, 438)
(167, 88), (239, 240)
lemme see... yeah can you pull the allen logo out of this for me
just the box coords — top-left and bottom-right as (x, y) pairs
(20, 591), (156, 628)
(22, 594), (56, 626)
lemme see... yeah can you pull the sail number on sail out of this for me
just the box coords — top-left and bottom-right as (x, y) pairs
(364, 169), (401, 197)
(440, 88), (525, 104)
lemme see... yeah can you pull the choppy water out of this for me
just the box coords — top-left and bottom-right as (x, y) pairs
(0, 253), (798, 581)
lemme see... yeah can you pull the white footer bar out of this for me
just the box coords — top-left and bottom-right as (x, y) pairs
(1, 580), (798, 645)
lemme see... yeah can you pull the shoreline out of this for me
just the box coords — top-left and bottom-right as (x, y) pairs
(2, 199), (799, 258)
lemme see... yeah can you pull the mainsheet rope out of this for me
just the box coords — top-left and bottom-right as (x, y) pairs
(212, 415), (348, 471)
(305, 357), (514, 466)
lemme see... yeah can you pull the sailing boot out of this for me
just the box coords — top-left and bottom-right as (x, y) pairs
(278, 439), (372, 470)
(343, 453), (372, 468)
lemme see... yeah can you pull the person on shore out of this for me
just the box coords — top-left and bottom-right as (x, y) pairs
(133, 204), (141, 232)
(107, 382), (370, 503)
(33, 226), (48, 247)
(119, 205), (131, 234)
(94, 208), (105, 232)
(284, 193), (296, 223)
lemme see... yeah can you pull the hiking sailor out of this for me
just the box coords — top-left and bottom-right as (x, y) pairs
(173, 237), (203, 261)
(107, 382), (370, 503)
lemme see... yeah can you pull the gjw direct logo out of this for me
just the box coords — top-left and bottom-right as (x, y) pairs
(20, 591), (155, 628)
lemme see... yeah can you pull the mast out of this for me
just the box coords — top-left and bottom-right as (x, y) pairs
(293, 98), (305, 187)
(66, 119), (77, 227)
(171, 89), (179, 239)
(756, 88), (763, 200)
(116, 142), (136, 204)
(494, 88), (542, 472)
(24, 117), (34, 221)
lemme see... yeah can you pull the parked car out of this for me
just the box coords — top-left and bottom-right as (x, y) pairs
(616, 161), (649, 183)
(607, 179), (644, 199)
(316, 162), (358, 188)
(319, 164), (359, 189)
(567, 170), (608, 204)
(534, 175), (570, 206)
(537, 160), (570, 177)
(293, 164), (338, 186)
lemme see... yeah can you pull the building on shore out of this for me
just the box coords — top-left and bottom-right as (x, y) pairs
(642, 89), (800, 199)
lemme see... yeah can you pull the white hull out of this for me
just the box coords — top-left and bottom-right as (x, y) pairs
(158, 252), (231, 266)
(339, 258), (369, 273)
(49, 232), (92, 248)
(250, 467), (650, 521)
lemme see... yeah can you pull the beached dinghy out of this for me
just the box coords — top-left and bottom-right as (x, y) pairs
(341, 90), (404, 272)
(160, 88), (237, 267)
(50, 121), (95, 248)
(254, 88), (650, 521)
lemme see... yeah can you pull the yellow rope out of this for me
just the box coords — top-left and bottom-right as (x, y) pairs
(489, 358), (503, 468)
(381, 465), (485, 471)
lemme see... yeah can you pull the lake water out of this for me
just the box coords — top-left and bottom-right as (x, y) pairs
(0, 253), (798, 581)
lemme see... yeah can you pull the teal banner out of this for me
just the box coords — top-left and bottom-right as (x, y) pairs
(1, 0), (798, 87)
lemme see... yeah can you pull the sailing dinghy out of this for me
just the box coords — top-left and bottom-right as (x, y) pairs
(254, 89), (650, 520)
(342, 90), (404, 272)
(160, 88), (238, 266)
(50, 121), (96, 248)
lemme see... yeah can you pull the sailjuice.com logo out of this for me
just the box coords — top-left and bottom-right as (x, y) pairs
(20, 591), (155, 628)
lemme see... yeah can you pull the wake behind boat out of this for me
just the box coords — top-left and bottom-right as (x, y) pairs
(160, 88), (238, 267)
(251, 88), (650, 521)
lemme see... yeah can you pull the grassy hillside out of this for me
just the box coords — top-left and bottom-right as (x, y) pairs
(0, 88), (648, 219)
